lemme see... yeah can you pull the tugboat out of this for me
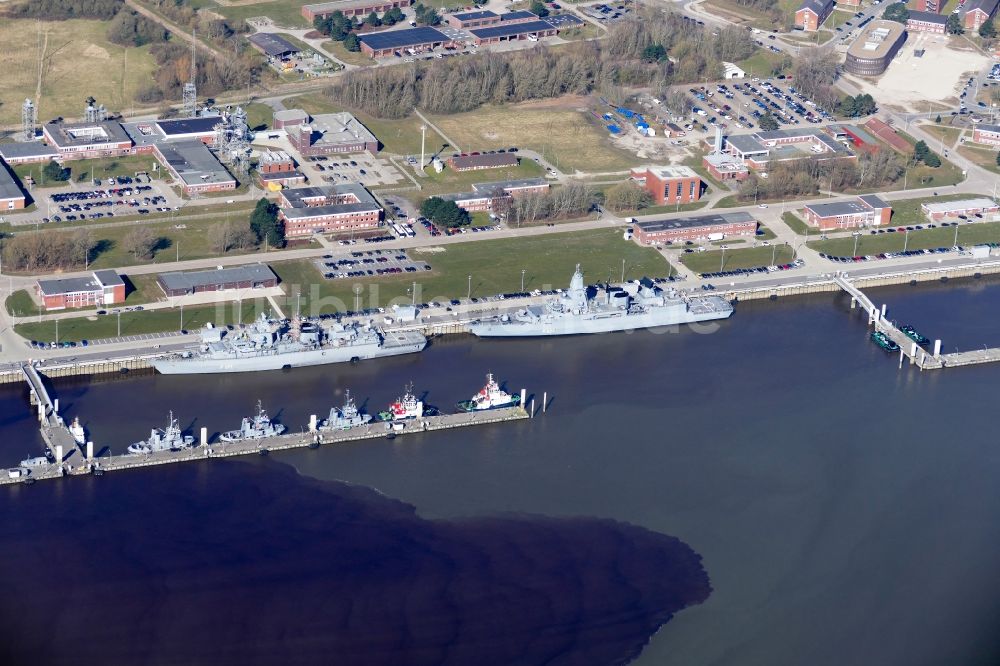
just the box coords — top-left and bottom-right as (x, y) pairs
(321, 390), (372, 431)
(870, 330), (900, 352)
(457, 373), (520, 412)
(69, 417), (86, 446)
(900, 324), (930, 345)
(220, 401), (286, 442)
(379, 384), (424, 421)
(127, 412), (196, 455)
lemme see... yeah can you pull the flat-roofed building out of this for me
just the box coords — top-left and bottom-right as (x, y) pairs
(972, 123), (1000, 146)
(0, 142), (59, 165)
(447, 10), (500, 28)
(802, 195), (892, 230)
(447, 152), (518, 172)
(702, 152), (750, 181)
(157, 264), (278, 297)
(906, 9), (948, 33)
(278, 183), (383, 237)
(0, 163), (27, 210)
(863, 117), (912, 152)
(248, 33), (301, 59)
(359, 26), (452, 58)
(845, 20), (907, 76)
(42, 120), (133, 160)
(288, 112), (378, 156)
(272, 108), (310, 130)
(442, 178), (550, 212)
(629, 165), (702, 205)
(152, 140), (236, 195)
(302, 0), (413, 21)
(794, 0), (834, 31)
(469, 19), (558, 45)
(722, 128), (854, 169)
(153, 116), (222, 144)
(36, 270), (125, 310)
(632, 212), (758, 245)
(257, 150), (305, 189)
(921, 197), (1000, 221)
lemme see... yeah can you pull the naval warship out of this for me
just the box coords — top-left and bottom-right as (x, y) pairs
(127, 412), (195, 455)
(220, 402), (286, 442)
(320, 390), (372, 431)
(152, 313), (427, 375)
(468, 265), (733, 337)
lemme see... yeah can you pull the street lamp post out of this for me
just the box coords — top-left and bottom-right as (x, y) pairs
(720, 245), (727, 272)
(117, 311), (121, 338)
(180, 303), (184, 331)
(852, 231), (861, 258)
(520, 269), (526, 292)
(771, 243), (777, 267)
(903, 230), (910, 253)
(954, 223), (960, 248)
(467, 274), (472, 300)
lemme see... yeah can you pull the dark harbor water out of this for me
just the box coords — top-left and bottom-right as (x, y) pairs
(3, 277), (1000, 665)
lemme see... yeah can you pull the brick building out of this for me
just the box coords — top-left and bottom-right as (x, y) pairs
(359, 26), (453, 58)
(911, 0), (941, 11)
(278, 184), (383, 237)
(302, 0), (413, 21)
(794, 0), (834, 31)
(272, 109), (310, 130)
(447, 10), (500, 28)
(442, 178), (549, 212)
(287, 112), (379, 156)
(802, 195), (892, 231)
(632, 212), (758, 245)
(906, 9), (948, 33)
(36, 270), (126, 311)
(157, 264), (278, 297)
(972, 123), (1000, 146)
(152, 140), (236, 195)
(921, 198), (1000, 221)
(629, 165), (702, 205)
(42, 120), (133, 160)
(964, 0), (1000, 31)
(0, 163), (26, 210)
(257, 150), (305, 189)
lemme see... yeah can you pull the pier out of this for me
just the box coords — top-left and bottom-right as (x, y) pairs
(20, 363), (83, 462)
(2, 404), (533, 486)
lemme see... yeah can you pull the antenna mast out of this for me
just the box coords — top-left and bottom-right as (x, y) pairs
(182, 29), (198, 118)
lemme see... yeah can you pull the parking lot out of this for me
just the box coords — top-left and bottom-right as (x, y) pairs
(685, 78), (833, 133)
(45, 181), (172, 223)
(308, 153), (405, 188)
(314, 248), (432, 280)
(580, 1), (633, 22)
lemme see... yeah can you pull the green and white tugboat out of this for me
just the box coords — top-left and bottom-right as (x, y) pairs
(900, 324), (930, 346)
(870, 330), (900, 352)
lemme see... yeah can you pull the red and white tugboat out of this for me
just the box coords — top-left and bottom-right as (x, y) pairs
(457, 373), (520, 412)
(379, 383), (424, 421)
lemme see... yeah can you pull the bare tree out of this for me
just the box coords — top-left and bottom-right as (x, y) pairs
(71, 228), (96, 269)
(122, 226), (157, 261)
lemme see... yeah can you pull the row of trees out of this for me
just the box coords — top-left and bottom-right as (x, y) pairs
(499, 181), (597, 226)
(106, 9), (168, 48)
(791, 52), (840, 113)
(419, 197), (471, 228)
(602, 181), (652, 213)
(737, 148), (907, 202)
(250, 198), (286, 248)
(913, 140), (942, 168)
(6, 0), (121, 21)
(412, 3), (441, 26)
(839, 93), (877, 118)
(328, 10), (757, 119)
(2, 228), (99, 272)
(136, 42), (261, 105)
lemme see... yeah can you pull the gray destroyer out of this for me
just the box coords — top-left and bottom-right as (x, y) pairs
(153, 314), (427, 375)
(469, 265), (733, 337)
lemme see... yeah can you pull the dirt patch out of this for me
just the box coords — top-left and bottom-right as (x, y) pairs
(304, 30), (325, 39)
(512, 95), (591, 111)
(82, 43), (111, 60)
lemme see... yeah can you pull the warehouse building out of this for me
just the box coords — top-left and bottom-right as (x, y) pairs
(272, 109), (310, 130)
(0, 142), (59, 165)
(906, 10), (948, 33)
(158, 264), (278, 297)
(844, 20), (907, 77)
(802, 195), (892, 230)
(863, 117), (911, 152)
(278, 183), (383, 237)
(288, 112), (379, 156)
(469, 20), (558, 45)
(794, 0), (834, 32)
(302, 0), (413, 21)
(629, 165), (702, 206)
(42, 120), (133, 160)
(152, 116), (222, 143)
(152, 140), (236, 195)
(36, 270), (125, 311)
(921, 198), (1000, 221)
(447, 152), (518, 171)
(723, 128), (854, 169)
(972, 123), (1000, 146)
(447, 10), (500, 28)
(0, 162), (27, 210)
(632, 212), (758, 245)
(248, 33), (301, 60)
(359, 26), (453, 58)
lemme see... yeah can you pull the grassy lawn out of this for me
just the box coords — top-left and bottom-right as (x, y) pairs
(680, 244), (796, 274)
(322, 40), (377, 67)
(885, 193), (985, 227)
(214, 1), (311, 28)
(0, 18), (157, 126)
(11, 163), (69, 189)
(781, 210), (821, 236)
(123, 273), (166, 305)
(271, 228), (675, 314)
(14, 301), (272, 344)
(736, 50), (790, 79)
(429, 103), (643, 173)
(417, 159), (546, 196)
(887, 130), (966, 191)
(245, 102), (274, 132)
(826, 9), (854, 30)
(558, 23), (603, 41)
(14, 155), (163, 189)
(807, 221), (1000, 257)
(285, 93), (445, 155)
(703, 0), (794, 30)
(5, 289), (37, 317)
(920, 123), (965, 147)
(958, 144), (1000, 175)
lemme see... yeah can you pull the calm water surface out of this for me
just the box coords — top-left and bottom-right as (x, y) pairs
(2, 277), (1000, 665)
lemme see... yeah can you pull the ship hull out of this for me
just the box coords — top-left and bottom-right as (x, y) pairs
(153, 338), (426, 375)
(468, 304), (733, 337)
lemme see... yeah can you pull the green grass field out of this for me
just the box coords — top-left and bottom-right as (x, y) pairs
(807, 221), (1000, 257)
(781, 210), (821, 236)
(15, 300), (272, 343)
(212, 1), (311, 28)
(271, 228), (675, 315)
(322, 40), (377, 67)
(285, 93), (446, 155)
(245, 102), (274, 132)
(680, 244), (796, 274)
(5, 289), (37, 317)
(418, 159), (546, 196)
(958, 144), (1000, 175)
